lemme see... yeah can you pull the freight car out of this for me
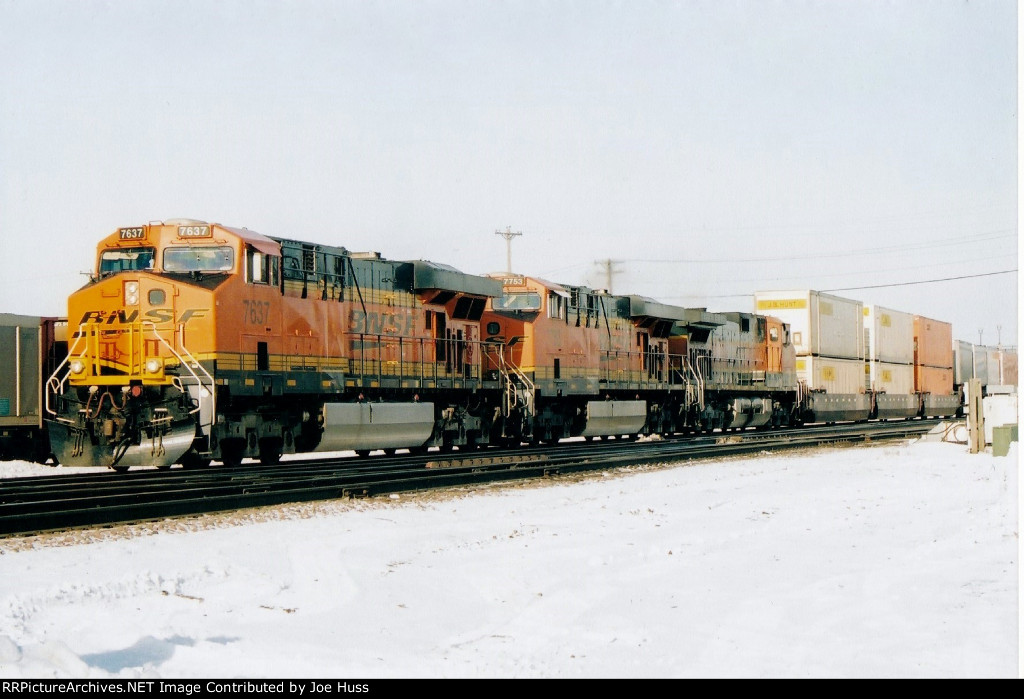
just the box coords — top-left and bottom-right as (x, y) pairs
(954, 341), (1018, 394)
(43, 219), (969, 472)
(752, 292), (965, 422)
(0, 314), (67, 463)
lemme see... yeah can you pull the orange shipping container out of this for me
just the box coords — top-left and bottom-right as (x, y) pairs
(915, 364), (953, 396)
(913, 315), (953, 369)
(999, 350), (1017, 385)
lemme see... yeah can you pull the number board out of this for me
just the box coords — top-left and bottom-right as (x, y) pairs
(119, 227), (145, 240)
(178, 225), (211, 238)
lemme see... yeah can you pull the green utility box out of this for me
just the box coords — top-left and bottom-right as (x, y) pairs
(992, 424), (1018, 457)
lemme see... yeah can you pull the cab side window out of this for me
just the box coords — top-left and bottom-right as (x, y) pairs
(248, 248), (279, 286)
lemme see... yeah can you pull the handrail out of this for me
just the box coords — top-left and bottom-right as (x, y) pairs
(143, 322), (214, 422)
(44, 324), (88, 416)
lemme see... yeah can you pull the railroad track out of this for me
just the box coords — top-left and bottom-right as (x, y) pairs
(0, 419), (950, 538)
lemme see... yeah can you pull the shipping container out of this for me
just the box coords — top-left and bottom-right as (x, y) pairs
(796, 355), (865, 394)
(915, 364), (954, 396)
(972, 346), (990, 385)
(754, 290), (863, 360)
(863, 304), (914, 365)
(867, 360), (915, 395)
(983, 346), (1001, 386)
(999, 349), (1018, 385)
(954, 340), (975, 385)
(913, 315), (953, 369)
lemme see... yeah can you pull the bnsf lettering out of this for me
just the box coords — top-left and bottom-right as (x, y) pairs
(348, 309), (415, 335)
(78, 308), (208, 325)
(77, 310), (140, 324)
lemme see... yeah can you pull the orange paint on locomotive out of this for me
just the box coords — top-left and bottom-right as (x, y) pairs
(482, 276), (650, 388)
(66, 222), (222, 387)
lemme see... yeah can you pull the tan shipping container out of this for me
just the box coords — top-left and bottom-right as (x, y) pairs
(867, 360), (915, 395)
(863, 304), (914, 365)
(999, 349), (1017, 385)
(796, 356), (865, 394)
(915, 364), (954, 396)
(754, 290), (863, 360)
(913, 315), (953, 369)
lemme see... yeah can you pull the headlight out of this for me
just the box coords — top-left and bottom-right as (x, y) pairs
(69, 359), (85, 374)
(145, 358), (162, 374)
(124, 281), (140, 305)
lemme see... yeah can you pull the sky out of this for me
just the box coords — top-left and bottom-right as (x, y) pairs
(0, 0), (1018, 346)
(0, 434), (1018, 679)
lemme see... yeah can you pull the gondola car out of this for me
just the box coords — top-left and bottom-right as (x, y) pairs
(0, 314), (66, 462)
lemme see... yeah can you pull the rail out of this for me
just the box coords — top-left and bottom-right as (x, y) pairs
(0, 418), (951, 538)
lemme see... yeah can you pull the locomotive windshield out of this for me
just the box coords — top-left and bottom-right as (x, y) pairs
(163, 246), (234, 273)
(492, 291), (542, 311)
(99, 248), (155, 276)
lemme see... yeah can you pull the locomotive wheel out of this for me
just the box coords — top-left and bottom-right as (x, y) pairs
(219, 438), (246, 467)
(259, 438), (283, 465)
(179, 451), (212, 469)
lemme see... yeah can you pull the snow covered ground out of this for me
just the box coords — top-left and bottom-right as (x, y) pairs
(0, 433), (1018, 679)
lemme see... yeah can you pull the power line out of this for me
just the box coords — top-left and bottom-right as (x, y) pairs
(821, 269), (1017, 292)
(621, 229), (1016, 265)
(644, 269), (1018, 300)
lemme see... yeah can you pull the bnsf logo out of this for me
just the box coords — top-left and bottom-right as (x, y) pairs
(77, 309), (209, 325)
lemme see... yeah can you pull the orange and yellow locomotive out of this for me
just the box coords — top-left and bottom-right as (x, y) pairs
(47, 219), (503, 470)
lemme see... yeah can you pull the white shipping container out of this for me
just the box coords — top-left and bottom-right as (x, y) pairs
(796, 356), (865, 394)
(755, 290), (863, 360)
(955, 340), (975, 385)
(984, 346), (1001, 385)
(863, 304), (914, 365)
(867, 360), (915, 395)
(972, 345), (999, 385)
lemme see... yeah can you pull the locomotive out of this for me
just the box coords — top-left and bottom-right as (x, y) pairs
(41, 219), (975, 471)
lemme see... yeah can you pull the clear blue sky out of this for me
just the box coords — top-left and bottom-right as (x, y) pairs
(0, 0), (1017, 345)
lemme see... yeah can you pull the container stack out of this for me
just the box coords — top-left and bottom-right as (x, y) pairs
(913, 315), (960, 416)
(754, 290), (869, 421)
(955, 341), (1018, 391)
(863, 304), (918, 418)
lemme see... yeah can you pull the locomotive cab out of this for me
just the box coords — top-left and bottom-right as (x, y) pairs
(46, 220), (254, 469)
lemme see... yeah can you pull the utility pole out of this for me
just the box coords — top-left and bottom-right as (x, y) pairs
(595, 258), (623, 294)
(495, 227), (522, 274)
